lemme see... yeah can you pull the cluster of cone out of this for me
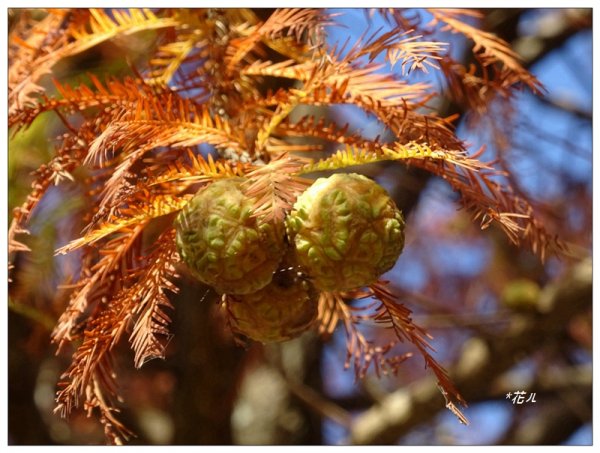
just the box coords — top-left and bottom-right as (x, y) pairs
(175, 173), (405, 343)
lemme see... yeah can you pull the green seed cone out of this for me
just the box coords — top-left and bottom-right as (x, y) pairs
(226, 257), (318, 343)
(286, 173), (405, 291)
(501, 278), (541, 312)
(175, 178), (285, 295)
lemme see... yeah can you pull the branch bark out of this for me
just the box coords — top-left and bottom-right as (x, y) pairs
(170, 281), (245, 444)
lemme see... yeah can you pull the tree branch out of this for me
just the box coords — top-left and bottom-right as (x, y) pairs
(533, 95), (591, 122)
(350, 258), (591, 444)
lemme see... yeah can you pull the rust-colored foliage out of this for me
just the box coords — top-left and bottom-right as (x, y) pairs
(8, 8), (564, 444)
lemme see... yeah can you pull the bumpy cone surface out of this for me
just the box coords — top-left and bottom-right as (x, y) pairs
(175, 178), (285, 295)
(226, 256), (318, 343)
(287, 173), (405, 291)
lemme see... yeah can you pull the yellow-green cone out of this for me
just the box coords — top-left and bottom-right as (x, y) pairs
(501, 278), (541, 312)
(286, 173), (405, 291)
(175, 178), (285, 295)
(226, 259), (318, 343)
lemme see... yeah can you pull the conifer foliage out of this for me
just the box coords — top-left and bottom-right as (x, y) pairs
(8, 8), (563, 444)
